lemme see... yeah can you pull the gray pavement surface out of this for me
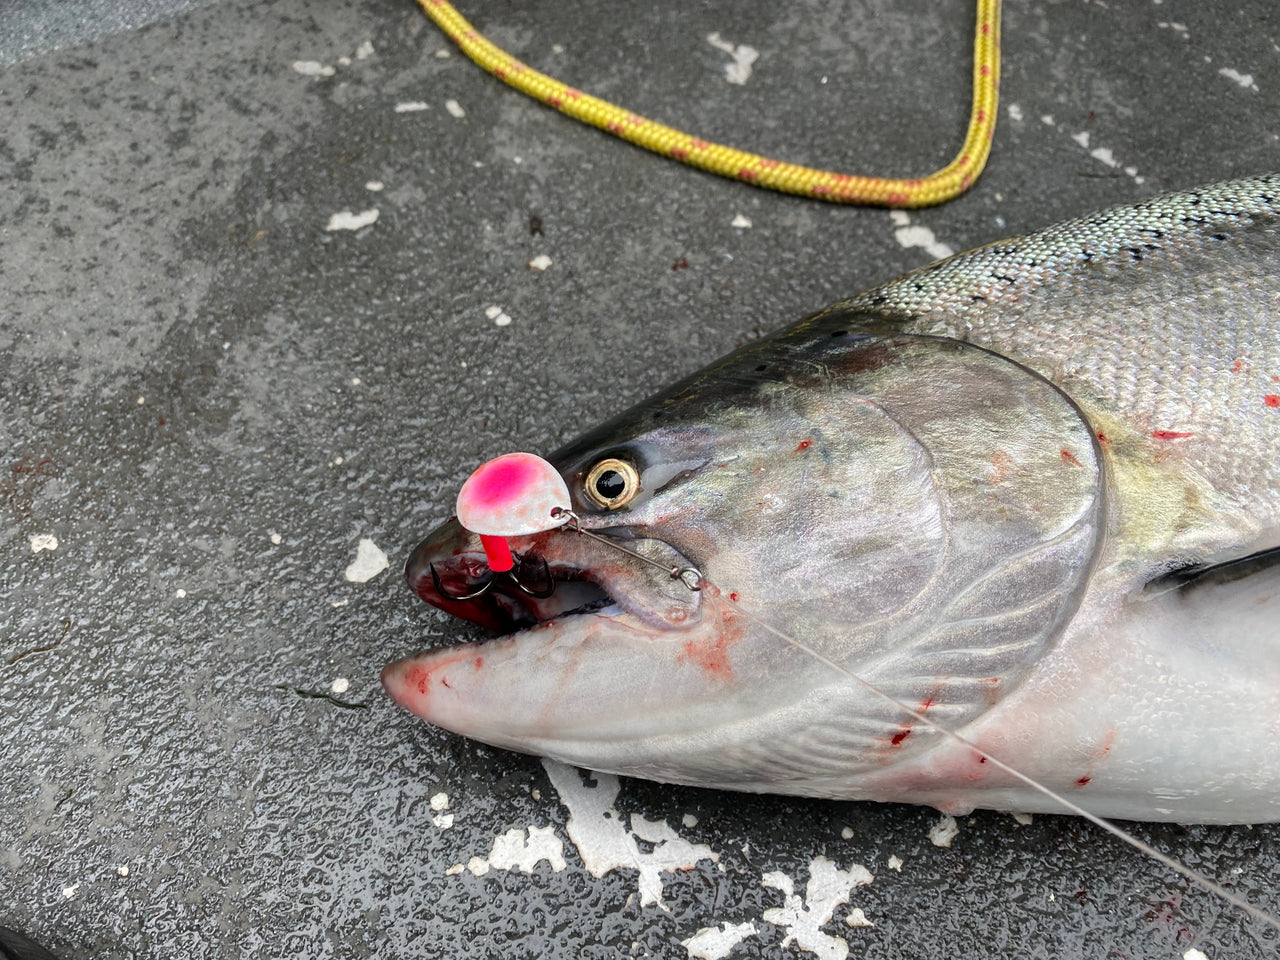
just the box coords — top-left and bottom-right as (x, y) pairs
(2, 0), (1278, 957)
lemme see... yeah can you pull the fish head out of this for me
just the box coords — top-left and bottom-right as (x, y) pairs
(386, 331), (1104, 793)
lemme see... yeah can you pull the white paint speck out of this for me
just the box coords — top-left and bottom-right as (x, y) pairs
(552, 44), (564, 54)
(1184, 950), (1210, 960)
(338, 56), (351, 67)
(682, 814), (698, 829)
(1157, 21), (1189, 37)
(445, 862), (465, 875)
(1090, 146), (1119, 167)
(1071, 130), (1091, 148)
(394, 101), (429, 113)
(136, 395), (145, 405)
(292, 60), (335, 77)
(762, 857), (874, 960)
(928, 814), (960, 848)
(62, 884), (79, 899)
(435, 48), (451, 59)
(330, 598), (348, 608)
(706, 33), (759, 85)
(844, 907), (874, 928)
(29, 534), (58, 553)
(1040, 114), (1055, 126)
(531, 787), (541, 801)
(887, 855), (903, 872)
(326, 209), (379, 231)
(365, 181), (384, 192)
(445, 99), (466, 118)
(682, 922), (757, 959)
(528, 254), (553, 271)
(269, 531), (282, 545)
(330, 677), (349, 695)
(485, 305), (513, 327)
(116, 865), (129, 877)
(467, 825), (566, 875)
(731, 213), (753, 229)
(1218, 67), (1258, 91)
(542, 760), (719, 909)
(430, 792), (450, 812)
(355, 40), (374, 60)
(434, 812), (455, 829)
(175, 588), (187, 598)
(889, 210), (954, 261)
(840, 826), (854, 840)
(344, 538), (389, 582)
(1006, 103), (1023, 121)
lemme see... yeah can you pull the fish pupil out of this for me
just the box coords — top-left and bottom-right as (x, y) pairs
(595, 470), (626, 499)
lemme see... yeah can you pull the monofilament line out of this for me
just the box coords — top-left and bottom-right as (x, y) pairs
(708, 577), (1280, 934)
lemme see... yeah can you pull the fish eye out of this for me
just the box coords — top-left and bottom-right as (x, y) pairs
(583, 457), (641, 510)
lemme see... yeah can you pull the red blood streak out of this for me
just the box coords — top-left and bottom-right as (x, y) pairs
(1151, 430), (1194, 440)
(1060, 449), (1082, 467)
(473, 658), (484, 670)
(1075, 776), (1092, 786)
(919, 698), (934, 711)
(672, 257), (690, 271)
(1231, 358), (1245, 373)
(890, 730), (910, 747)
(1265, 395), (1280, 408)
(795, 439), (813, 452)
(729, 592), (740, 602)
(1096, 432), (1110, 445)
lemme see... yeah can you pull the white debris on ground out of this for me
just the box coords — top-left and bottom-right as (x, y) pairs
(394, 101), (429, 113)
(365, 181), (384, 192)
(1065, 129), (1144, 183)
(430, 792), (454, 830)
(928, 815), (960, 848)
(731, 213), (752, 229)
(1218, 67), (1258, 91)
(542, 760), (719, 909)
(527, 254), (553, 271)
(485, 305), (513, 327)
(761, 857), (875, 960)
(681, 921), (758, 960)
(466, 826), (566, 876)
(844, 907), (874, 928)
(887, 854), (903, 872)
(889, 210), (955, 261)
(325, 209), (379, 232)
(291, 60), (334, 77)
(330, 678), (349, 695)
(1183, 949), (1210, 960)
(344, 538), (388, 582)
(445, 99), (466, 118)
(29, 534), (58, 553)
(1007, 103), (1023, 121)
(706, 32), (759, 85)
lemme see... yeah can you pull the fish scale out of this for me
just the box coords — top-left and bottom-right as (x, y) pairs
(836, 175), (1280, 543)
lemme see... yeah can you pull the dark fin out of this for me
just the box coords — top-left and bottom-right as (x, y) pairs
(0, 927), (61, 960)
(1145, 546), (1280, 596)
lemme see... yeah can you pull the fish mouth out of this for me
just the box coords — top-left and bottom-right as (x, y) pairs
(383, 516), (713, 754)
(401, 516), (703, 639)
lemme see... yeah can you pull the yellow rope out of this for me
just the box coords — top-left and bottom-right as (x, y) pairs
(415, 0), (1000, 208)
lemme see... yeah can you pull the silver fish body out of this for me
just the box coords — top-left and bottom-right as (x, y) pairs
(385, 177), (1280, 824)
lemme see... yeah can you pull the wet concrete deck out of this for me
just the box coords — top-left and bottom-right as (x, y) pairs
(2, 1), (1278, 957)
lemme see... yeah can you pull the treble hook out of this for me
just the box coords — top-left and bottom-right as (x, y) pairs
(429, 555), (556, 601)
